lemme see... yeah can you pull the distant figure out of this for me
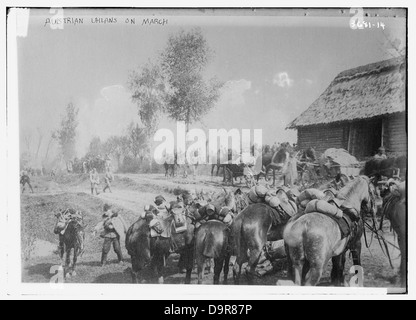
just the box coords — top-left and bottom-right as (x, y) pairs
(105, 154), (112, 172)
(20, 169), (34, 194)
(103, 168), (114, 193)
(82, 161), (88, 174)
(89, 168), (100, 195)
(374, 146), (387, 160)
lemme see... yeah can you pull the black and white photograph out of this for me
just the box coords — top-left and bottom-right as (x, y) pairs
(3, 3), (413, 299)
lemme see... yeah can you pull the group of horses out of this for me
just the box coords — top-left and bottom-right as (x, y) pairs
(53, 173), (406, 287)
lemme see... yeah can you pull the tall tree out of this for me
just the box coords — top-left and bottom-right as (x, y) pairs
(160, 28), (223, 131)
(128, 62), (172, 136)
(127, 122), (149, 162)
(87, 136), (103, 157)
(55, 103), (79, 161)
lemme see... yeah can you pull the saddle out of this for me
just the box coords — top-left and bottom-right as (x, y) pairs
(149, 213), (188, 239)
(303, 196), (359, 239)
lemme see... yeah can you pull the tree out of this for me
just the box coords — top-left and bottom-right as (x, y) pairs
(103, 135), (130, 166)
(128, 62), (172, 136)
(127, 122), (149, 162)
(55, 103), (79, 161)
(87, 136), (103, 157)
(160, 28), (223, 131)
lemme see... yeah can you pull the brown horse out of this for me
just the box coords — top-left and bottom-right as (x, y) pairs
(283, 176), (376, 286)
(231, 190), (297, 284)
(126, 203), (195, 284)
(53, 209), (85, 279)
(380, 181), (406, 287)
(195, 220), (231, 284)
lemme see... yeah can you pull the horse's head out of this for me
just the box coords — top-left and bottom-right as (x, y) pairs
(213, 188), (237, 213)
(362, 176), (378, 218)
(54, 209), (71, 234)
(169, 202), (186, 226)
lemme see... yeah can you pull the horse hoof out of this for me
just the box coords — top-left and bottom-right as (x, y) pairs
(158, 277), (164, 284)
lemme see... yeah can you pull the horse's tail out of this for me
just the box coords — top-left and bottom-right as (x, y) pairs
(283, 218), (307, 254)
(202, 231), (217, 258)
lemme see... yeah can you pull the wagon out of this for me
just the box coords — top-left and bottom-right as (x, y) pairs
(297, 148), (363, 188)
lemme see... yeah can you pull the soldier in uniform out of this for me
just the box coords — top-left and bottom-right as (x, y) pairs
(95, 204), (127, 266)
(20, 169), (34, 194)
(89, 168), (100, 195)
(103, 168), (114, 193)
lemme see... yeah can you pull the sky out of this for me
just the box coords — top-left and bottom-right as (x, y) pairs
(16, 8), (406, 160)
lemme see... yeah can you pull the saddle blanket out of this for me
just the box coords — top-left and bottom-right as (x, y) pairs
(325, 213), (353, 239)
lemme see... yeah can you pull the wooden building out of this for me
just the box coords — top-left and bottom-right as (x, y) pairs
(287, 57), (407, 160)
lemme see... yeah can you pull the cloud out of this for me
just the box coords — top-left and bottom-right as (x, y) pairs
(273, 72), (294, 88)
(305, 79), (314, 85)
(76, 85), (139, 154)
(100, 84), (125, 101)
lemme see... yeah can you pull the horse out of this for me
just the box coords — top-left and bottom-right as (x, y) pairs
(126, 202), (195, 284)
(363, 155), (407, 184)
(195, 220), (231, 284)
(283, 176), (376, 286)
(53, 209), (85, 279)
(380, 181), (406, 287)
(231, 190), (297, 284)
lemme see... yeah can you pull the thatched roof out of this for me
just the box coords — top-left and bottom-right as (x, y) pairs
(288, 57), (406, 129)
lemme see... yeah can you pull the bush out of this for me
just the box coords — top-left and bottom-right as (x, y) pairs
(118, 156), (141, 173)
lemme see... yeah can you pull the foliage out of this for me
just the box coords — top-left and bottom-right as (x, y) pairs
(55, 103), (79, 161)
(128, 28), (223, 132)
(160, 28), (223, 128)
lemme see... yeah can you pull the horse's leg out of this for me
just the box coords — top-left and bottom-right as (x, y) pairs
(71, 248), (78, 277)
(285, 244), (294, 281)
(331, 254), (346, 286)
(213, 257), (224, 285)
(246, 248), (262, 284)
(131, 255), (140, 284)
(196, 255), (206, 285)
(65, 248), (71, 279)
(184, 247), (194, 285)
(304, 262), (325, 286)
(351, 236), (363, 266)
(233, 254), (247, 285)
(397, 229), (407, 287)
(223, 253), (231, 284)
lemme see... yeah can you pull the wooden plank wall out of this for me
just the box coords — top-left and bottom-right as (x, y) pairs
(297, 124), (348, 154)
(385, 112), (407, 154)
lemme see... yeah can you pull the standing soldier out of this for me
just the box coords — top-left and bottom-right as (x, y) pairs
(103, 168), (114, 193)
(20, 169), (34, 194)
(89, 168), (100, 195)
(93, 204), (128, 266)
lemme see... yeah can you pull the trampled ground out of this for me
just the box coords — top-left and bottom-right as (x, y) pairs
(20, 173), (404, 289)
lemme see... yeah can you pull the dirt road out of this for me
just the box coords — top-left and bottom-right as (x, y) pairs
(21, 173), (403, 289)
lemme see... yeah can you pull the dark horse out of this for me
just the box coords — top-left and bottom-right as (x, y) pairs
(195, 220), (231, 284)
(126, 203), (195, 284)
(53, 209), (85, 279)
(231, 190), (297, 284)
(363, 156), (407, 183)
(381, 181), (406, 287)
(283, 176), (376, 286)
